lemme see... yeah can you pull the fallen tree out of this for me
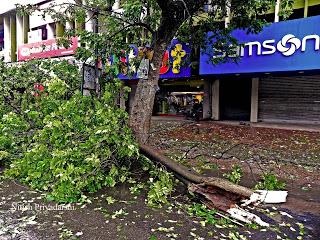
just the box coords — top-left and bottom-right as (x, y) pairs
(15, 0), (293, 225)
(140, 144), (253, 198)
(0, 59), (275, 226)
(140, 144), (270, 226)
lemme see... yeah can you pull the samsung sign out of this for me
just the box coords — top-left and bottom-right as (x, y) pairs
(200, 16), (320, 75)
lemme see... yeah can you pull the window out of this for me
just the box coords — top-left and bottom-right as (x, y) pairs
(257, 13), (275, 23)
(29, 25), (47, 42)
(308, 4), (320, 17)
(281, 8), (304, 20)
(41, 26), (47, 40)
(0, 28), (4, 51)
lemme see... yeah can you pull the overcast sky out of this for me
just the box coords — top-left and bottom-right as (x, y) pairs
(0, 0), (44, 14)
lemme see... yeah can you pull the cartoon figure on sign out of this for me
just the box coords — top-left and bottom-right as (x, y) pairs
(136, 46), (154, 79)
(160, 50), (170, 74)
(128, 48), (138, 74)
(138, 46), (154, 61)
(171, 44), (186, 74)
(112, 41), (190, 78)
(119, 49), (128, 75)
(113, 46), (140, 77)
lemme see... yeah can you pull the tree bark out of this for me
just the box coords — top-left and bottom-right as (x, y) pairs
(128, 41), (168, 143)
(140, 144), (254, 198)
(128, 0), (200, 143)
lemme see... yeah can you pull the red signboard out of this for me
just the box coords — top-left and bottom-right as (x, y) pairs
(18, 37), (78, 61)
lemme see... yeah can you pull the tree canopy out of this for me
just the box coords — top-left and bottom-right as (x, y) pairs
(19, 0), (293, 64)
(18, 0), (294, 142)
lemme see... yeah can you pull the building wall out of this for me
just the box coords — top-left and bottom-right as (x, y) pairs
(0, 0), (119, 62)
(205, 0), (320, 123)
(0, 0), (319, 124)
(1, 0), (318, 63)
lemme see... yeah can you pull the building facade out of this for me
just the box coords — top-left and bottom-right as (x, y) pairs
(124, 0), (320, 124)
(200, 0), (320, 124)
(0, 0), (120, 62)
(0, 0), (319, 124)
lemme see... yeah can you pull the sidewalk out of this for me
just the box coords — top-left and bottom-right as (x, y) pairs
(152, 116), (320, 132)
(217, 120), (320, 133)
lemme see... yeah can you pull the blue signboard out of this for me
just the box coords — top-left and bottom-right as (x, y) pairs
(200, 16), (320, 75)
(115, 39), (191, 79)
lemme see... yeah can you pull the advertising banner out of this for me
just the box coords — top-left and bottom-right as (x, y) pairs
(115, 39), (191, 79)
(200, 16), (320, 75)
(18, 37), (78, 61)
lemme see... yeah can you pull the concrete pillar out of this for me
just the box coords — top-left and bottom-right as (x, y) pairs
(47, 23), (55, 39)
(119, 86), (126, 110)
(75, 19), (85, 31)
(304, 0), (309, 18)
(250, 78), (259, 123)
(202, 80), (212, 119)
(274, 0), (280, 22)
(128, 84), (137, 113)
(211, 79), (220, 120)
(23, 15), (29, 44)
(16, 15), (23, 46)
(66, 21), (73, 30)
(85, 11), (94, 32)
(75, 0), (84, 31)
(10, 15), (17, 62)
(3, 16), (11, 62)
(56, 22), (65, 37)
(225, 0), (231, 27)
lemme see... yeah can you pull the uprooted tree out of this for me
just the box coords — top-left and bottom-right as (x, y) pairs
(11, 0), (293, 223)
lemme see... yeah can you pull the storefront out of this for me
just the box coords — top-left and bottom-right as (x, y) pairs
(127, 78), (205, 118)
(122, 40), (205, 118)
(200, 15), (320, 124)
(153, 79), (204, 117)
(258, 74), (320, 124)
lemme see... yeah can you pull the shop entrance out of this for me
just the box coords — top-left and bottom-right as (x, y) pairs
(153, 79), (204, 118)
(220, 78), (251, 121)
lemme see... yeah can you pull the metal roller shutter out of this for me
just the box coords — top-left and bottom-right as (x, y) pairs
(258, 75), (320, 124)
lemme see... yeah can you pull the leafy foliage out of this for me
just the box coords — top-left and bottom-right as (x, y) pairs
(1, 60), (138, 202)
(187, 203), (239, 229)
(139, 156), (175, 208)
(223, 165), (243, 184)
(0, 60), (80, 167)
(188, 203), (218, 225)
(254, 173), (286, 190)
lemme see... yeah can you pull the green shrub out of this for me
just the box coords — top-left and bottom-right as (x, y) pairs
(1, 60), (139, 202)
(139, 156), (175, 208)
(223, 165), (243, 184)
(254, 173), (286, 190)
(0, 60), (175, 205)
(0, 59), (81, 167)
(6, 87), (138, 202)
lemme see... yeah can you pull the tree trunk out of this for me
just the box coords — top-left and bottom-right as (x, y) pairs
(139, 144), (272, 227)
(128, 2), (187, 143)
(129, 41), (168, 143)
(140, 144), (254, 198)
